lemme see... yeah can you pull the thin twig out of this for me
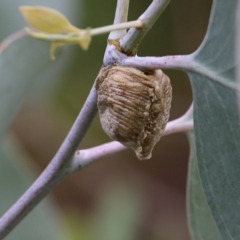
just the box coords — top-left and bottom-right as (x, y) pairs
(108, 0), (130, 39)
(0, 30), (26, 52)
(72, 141), (126, 171)
(120, 0), (171, 55)
(103, 0), (130, 65)
(91, 20), (142, 36)
(0, 84), (98, 239)
(164, 119), (193, 136)
(25, 21), (143, 42)
(122, 55), (189, 70)
(71, 108), (194, 172)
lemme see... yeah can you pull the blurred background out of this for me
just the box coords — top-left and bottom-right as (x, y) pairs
(0, 0), (212, 239)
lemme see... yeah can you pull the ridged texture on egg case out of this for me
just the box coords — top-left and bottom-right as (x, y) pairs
(96, 65), (172, 160)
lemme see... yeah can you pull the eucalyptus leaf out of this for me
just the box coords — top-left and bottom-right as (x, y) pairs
(236, 0), (240, 112)
(187, 131), (221, 240)
(0, 138), (62, 240)
(184, 0), (240, 238)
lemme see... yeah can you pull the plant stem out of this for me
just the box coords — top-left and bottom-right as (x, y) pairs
(72, 141), (126, 171)
(25, 20), (142, 43)
(0, 84), (98, 239)
(121, 55), (239, 90)
(91, 20), (142, 36)
(164, 119), (193, 136)
(120, 0), (171, 55)
(108, 0), (130, 39)
(122, 55), (189, 70)
(0, 30), (26, 51)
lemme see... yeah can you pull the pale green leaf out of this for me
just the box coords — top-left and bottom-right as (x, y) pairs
(236, 0), (240, 110)
(186, 131), (221, 240)
(184, 0), (240, 238)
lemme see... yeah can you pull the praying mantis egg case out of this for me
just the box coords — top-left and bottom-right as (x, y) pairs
(96, 65), (172, 160)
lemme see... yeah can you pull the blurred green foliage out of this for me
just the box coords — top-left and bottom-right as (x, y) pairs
(0, 137), (63, 240)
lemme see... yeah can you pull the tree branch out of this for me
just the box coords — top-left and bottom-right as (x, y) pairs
(0, 84), (97, 239)
(120, 0), (171, 55)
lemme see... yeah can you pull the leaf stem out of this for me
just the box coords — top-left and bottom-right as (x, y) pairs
(91, 20), (142, 37)
(0, 84), (98, 239)
(25, 20), (143, 43)
(120, 0), (171, 55)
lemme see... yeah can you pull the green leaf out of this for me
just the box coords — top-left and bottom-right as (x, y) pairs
(193, 1), (235, 83)
(186, 131), (221, 240)
(185, 0), (240, 238)
(0, 33), (63, 138)
(0, 138), (62, 240)
(0, 0), (81, 41)
(236, 0), (240, 106)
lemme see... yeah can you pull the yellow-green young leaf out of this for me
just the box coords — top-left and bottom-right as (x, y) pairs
(19, 6), (80, 34)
